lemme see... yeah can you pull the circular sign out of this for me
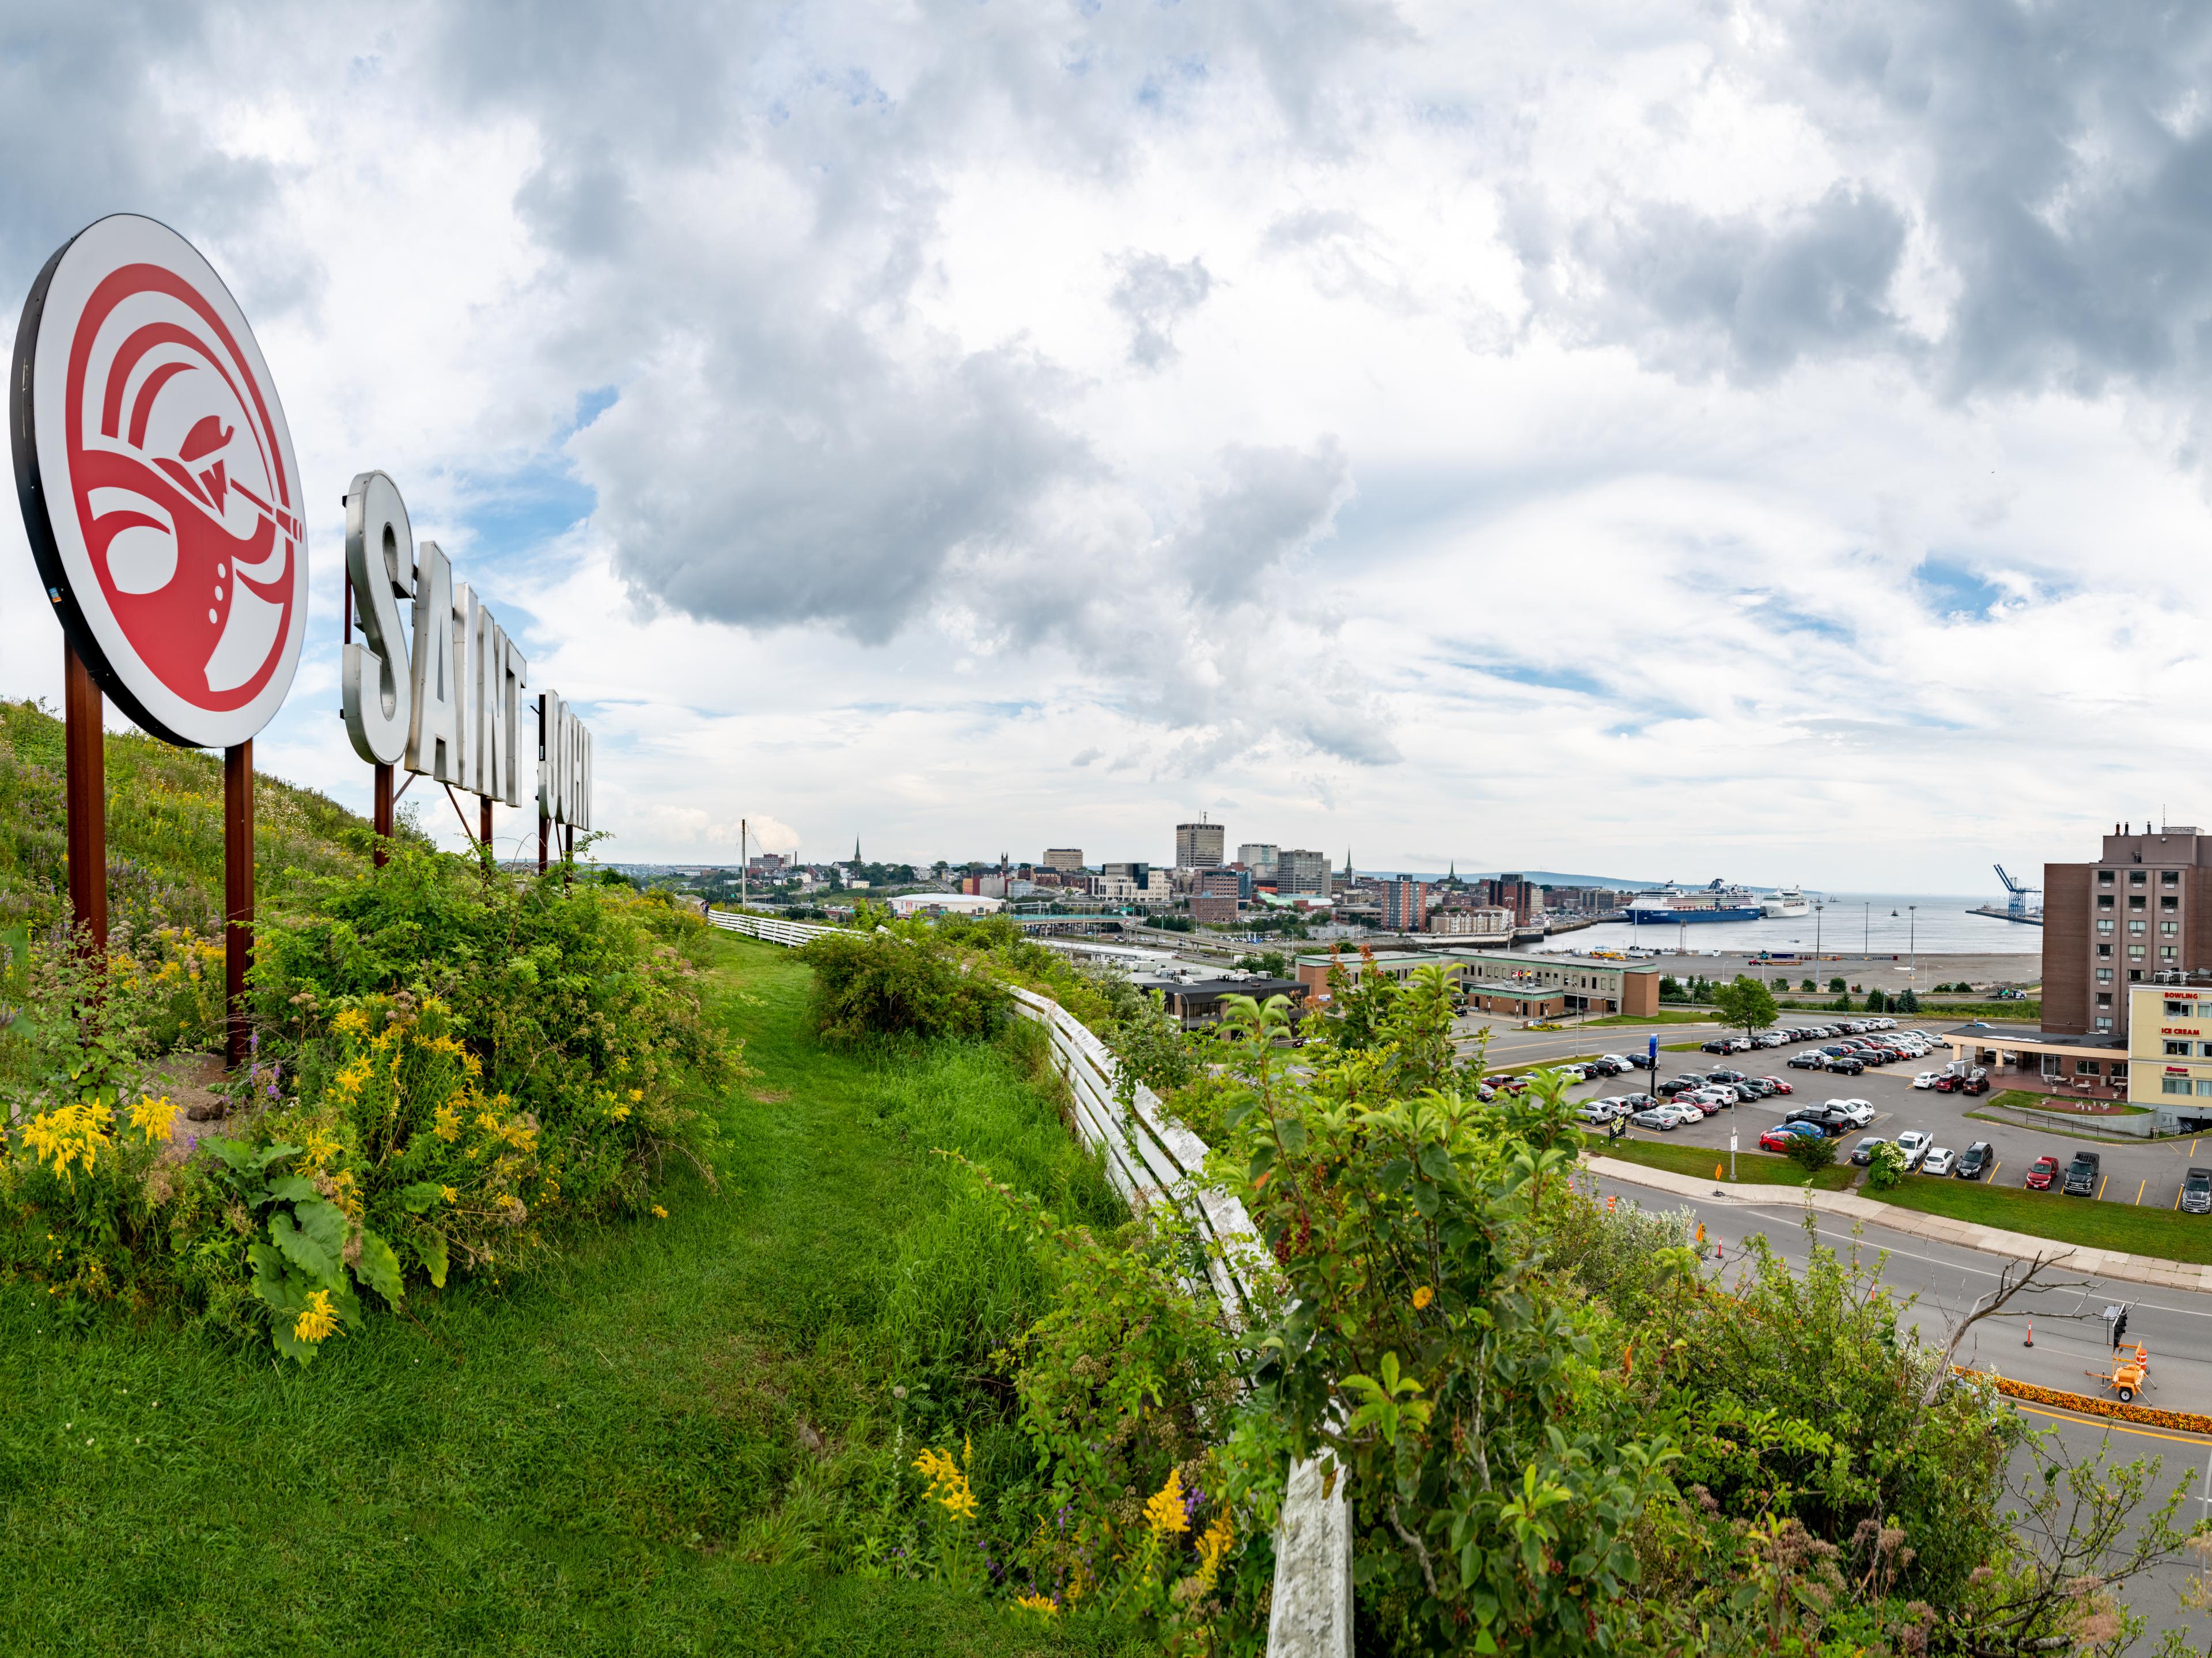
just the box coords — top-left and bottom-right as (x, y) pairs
(10, 214), (307, 749)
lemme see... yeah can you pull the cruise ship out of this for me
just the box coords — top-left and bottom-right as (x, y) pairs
(1762, 886), (1810, 919)
(1625, 880), (1767, 925)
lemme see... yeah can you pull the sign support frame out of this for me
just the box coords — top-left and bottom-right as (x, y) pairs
(224, 742), (253, 1069)
(62, 640), (107, 953)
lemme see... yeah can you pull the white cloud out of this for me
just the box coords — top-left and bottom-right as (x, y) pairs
(5, 3), (2212, 889)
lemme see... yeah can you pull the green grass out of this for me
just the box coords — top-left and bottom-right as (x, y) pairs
(0, 698), (378, 936)
(1985, 1088), (2148, 1117)
(1584, 1010), (1717, 1026)
(1866, 1177), (2212, 1264)
(0, 935), (1132, 1655)
(1588, 1136), (1859, 1190)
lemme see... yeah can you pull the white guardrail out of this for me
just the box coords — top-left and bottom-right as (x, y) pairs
(707, 908), (1352, 1657)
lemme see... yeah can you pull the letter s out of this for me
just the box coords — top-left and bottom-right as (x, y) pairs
(342, 471), (414, 766)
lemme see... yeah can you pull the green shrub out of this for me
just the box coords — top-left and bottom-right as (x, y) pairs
(1785, 1132), (1839, 1174)
(1866, 1140), (1909, 1190)
(799, 926), (1010, 1044)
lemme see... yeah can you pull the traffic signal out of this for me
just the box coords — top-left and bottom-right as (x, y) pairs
(2113, 1308), (2129, 1348)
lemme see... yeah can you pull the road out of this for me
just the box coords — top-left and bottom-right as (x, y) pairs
(1591, 1163), (2212, 1642)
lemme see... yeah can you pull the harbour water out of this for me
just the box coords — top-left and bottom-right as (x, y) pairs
(1554, 893), (2039, 957)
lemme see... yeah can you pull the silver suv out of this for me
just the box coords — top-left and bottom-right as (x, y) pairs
(2185, 1167), (2212, 1216)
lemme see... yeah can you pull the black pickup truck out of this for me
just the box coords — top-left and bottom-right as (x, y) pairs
(2062, 1151), (2101, 1198)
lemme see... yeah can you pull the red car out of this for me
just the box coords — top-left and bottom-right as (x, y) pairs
(1760, 1076), (1794, 1095)
(1759, 1126), (1818, 1153)
(2024, 1155), (2060, 1192)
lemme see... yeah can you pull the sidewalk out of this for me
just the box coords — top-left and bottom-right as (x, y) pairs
(1581, 1154), (2212, 1293)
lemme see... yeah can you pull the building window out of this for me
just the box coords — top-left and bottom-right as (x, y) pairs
(2129, 945), (2146, 958)
(2168, 1039), (2192, 1055)
(2201, 1042), (2212, 1058)
(2164, 921), (2180, 935)
(2131, 896), (2147, 909)
(2165, 946), (2181, 960)
(2097, 992), (2113, 1005)
(2101, 870), (2116, 883)
(2099, 919), (2115, 934)
(2164, 897), (2180, 910)
(2131, 871), (2148, 885)
(2132, 969), (2145, 981)
(2099, 896), (2115, 909)
(2166, 1076), (2194, 1095)
(2100, 968), (2116, 981)
(2081, 1060), (2104, 1075)
(2171, 1000), (2196, 1015)
(2097, 1016), (2115, 1030)
(2132, 920), (2147, 934)
(2165, 870), (2182, 886)
(2099, 944), (2113, 957)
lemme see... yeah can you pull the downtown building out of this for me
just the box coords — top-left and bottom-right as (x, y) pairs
(2044, 822), (2212, 1039)
(1382, 878), (1429, 932)
(1276, 848), (1332, 900)
(1176, 819), (1226, 868)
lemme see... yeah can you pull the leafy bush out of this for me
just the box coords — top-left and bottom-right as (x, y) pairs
(799, 925), (1010, 1044)
(1866, 1141), (1910, 1189)
(1785, 1130), (1839, 1174)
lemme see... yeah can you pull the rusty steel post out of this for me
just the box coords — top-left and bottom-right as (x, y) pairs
(62, 640), (107, 953)
(225, 741), (254, 1070)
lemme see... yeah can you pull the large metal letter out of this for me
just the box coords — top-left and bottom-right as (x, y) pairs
(407, 542), (460, 781)
(501, 638), (528, 809)
(342, 472), (413, 767)
(452, 581), (480, 795)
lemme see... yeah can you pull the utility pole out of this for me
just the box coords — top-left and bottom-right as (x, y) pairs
(741, 817), (748, 909)
(1908, 904), (1916, 986)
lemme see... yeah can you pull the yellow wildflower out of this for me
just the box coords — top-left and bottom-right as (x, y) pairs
(1145, 1469), (1189, 1538)
(627, 1088), (643, 1103)
(1412, 1285), (1434, 1311)
(432, 1102), (460, 1143)
(914, 1447), (978, 1522)
(293, 1289), (338, 1344)
(302, 1126), (342, 1166)
(1194, 1511), (1234, 1592)
(128, 1095), (180, 1145)
(608, 1105), (630, 1123)
(440, 1185), (457, 1204)
(19, 1101), (113, 1188)
(651, 1205), (668, 1219)
(331, 1007), (371, 1039)
(1013, 1592), (1057, 1615)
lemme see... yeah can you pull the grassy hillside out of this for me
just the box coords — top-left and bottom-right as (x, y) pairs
(0, 699), (387, 937)
(0, 934), (1131, 1655)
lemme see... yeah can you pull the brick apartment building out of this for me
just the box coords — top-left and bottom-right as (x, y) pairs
(1191, 870), (1241, 924)
(1382, 878), (1429, 932)
(2045, 822), (2212, 1040)
(1479, 874), (1538, 924)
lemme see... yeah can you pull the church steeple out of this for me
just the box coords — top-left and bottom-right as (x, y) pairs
(854, 835), (862, 864)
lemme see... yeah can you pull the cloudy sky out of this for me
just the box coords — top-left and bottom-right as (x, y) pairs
(5, 2), (2211, 890)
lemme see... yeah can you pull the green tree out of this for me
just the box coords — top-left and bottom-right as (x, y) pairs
(1864, 987), (1889, 1013)
(1784, 1132), (1838, 1175)
(1897, 987), (1921, 1012)
(1658, 974), (1685, 1003)
(1710, 975), (1778, 1046)
(1800, 977), (1816, 991)
(1828, 976), (1847, 993)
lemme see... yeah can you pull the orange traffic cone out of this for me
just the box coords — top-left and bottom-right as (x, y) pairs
(2024, 1320), (2034, 1348)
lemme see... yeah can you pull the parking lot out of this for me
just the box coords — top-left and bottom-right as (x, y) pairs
(1560, 1020), (2212, 1211)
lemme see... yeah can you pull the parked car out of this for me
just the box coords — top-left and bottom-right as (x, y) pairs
(1894, 1130), (1933, 1170)
(1955, 1142), (1993, 1181)
(1912, 1071), (1942, 1090)
(1629, 1107), (1677, 1131)
(1624, 1051), (1657, 1069)
(1824, 1099), (1874, 1128)
(1850, 1135), (1889, 1166)
(2062, 1152), (2101, 1197)
(1736, 1078), (1777, 1099)
(1660, 1103), (1706, 1128)
(1960, 1071), (1990, 1096)
(1616, 1092), (1658, 1112)
(1922, 1147), (1957, 1177)
(1759, 1076), (1794, 1094)
(1754, 1032), (1787, 1049)
(1759, 1125), (1821, 1152)
(1709, 1068), (1747, 1083)
(1575, 1102), (1616, 1125)
(2024, 1154), (2061, 1191)
(1656, 1077), (1701, 1097)
(1599, 1054), (1634, 1072)
(1787, 1052), (1828, 1069)
(1825, 1056), (1866, 1075)
(1702, 1038), (1736, 1054)
(1784, 1106), (1851, 1136)
(2184, 1167), (2212, 1215)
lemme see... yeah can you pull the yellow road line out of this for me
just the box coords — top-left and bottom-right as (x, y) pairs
(2098, 1174), (2110, 1200)
(2138, 1179), (2147, 1205)
(2011, 1403), (2212, 1447)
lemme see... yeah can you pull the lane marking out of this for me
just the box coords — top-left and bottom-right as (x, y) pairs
(2139, 1179), (2148, 1206)
(2011, 1403), (2212, 1447)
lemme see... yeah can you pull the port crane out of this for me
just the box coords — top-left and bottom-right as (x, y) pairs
(1993, 864), (2040, 921)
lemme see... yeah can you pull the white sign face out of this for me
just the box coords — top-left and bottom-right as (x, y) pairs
(12, 215), (308, 748)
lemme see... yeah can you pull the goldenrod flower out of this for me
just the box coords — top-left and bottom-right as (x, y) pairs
(1194, 1511), (1234, 1591)
(1013, 1592), (1056, 1615)
(432, 1103), (460, 1143)
(439, 1185), (457, 1204)
(1412, 1285), (1434, 1311)
(293, 1289), (338, 1344)
(1145, 1468), (1189, 1538)
(914, 1447), (978, 1522)
(20, 1101), (113, 1187)
(651, 1205), (668, 1219)
(627, 1088), (643, 1103)
(128, 1095), (179, 1145)
(331, 1008), (371, 1039)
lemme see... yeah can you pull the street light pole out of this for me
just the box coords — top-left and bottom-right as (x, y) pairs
(1908, 904), (1916, 988)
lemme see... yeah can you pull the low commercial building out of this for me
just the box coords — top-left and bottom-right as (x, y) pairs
(1041, 848), (1085, 872)
(1430, 906), (1513, 938)
(1433, 950), (1660, 1016)
(1136, 975), (1306, 1028)
(1294, 951), (1465, 1004)
(889, 893), (1006, 917)
(1461, 981), (1569, 1019)
(2126, 985), (2212, 1128)
(1938, 1022), (2124, 1097)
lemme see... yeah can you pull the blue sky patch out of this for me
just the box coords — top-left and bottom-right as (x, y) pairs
(1913, 555), (2008, 620)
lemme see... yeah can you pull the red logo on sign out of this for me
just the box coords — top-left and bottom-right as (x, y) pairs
(16, 217), (306, 750)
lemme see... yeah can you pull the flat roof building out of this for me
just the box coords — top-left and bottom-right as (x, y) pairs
(1237, 843), (1279, 872)
(2046, 821), (2212, 1041)
(1278, 848), (1332, 900)
(1041, 848), (1085, 872)
(1434, 950), (1660, 1017)
(1176, 819), (1226, 868)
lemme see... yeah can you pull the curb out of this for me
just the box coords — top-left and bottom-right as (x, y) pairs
(1580, 1154), (2212, 1294)
(1958, 1368), (2212, 1438)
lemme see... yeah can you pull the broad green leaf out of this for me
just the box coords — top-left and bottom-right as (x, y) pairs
(1274, 1116), (1308, 1155)
(268, 1211), (340, 1283)
(352, 1228), (405, 1307)
(256, 1143), (302, 1169)
(398, 1181), (444, 1214)
(271, 1323), (321, 1367)
(411, 1228), (449, 1289)
(291, 1197), (348, 1264)
(266, 1175), (321, 1204)
(202, 1137), (257, 1171)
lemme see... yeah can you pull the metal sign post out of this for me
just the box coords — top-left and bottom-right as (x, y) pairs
(13, 215), (308, 1062)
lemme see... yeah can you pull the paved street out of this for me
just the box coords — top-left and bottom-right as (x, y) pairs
(1540, 1019), (2212, 1211)
(1589, 1164), (2212, 1641)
